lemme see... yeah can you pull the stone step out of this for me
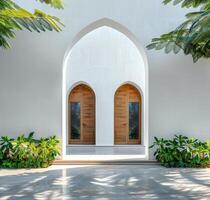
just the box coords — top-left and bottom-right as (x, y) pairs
(53, 160), (158, 165)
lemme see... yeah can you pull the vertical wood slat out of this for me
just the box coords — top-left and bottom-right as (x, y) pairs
(114, 84), (141, 145)
(68, 84), (95, 144)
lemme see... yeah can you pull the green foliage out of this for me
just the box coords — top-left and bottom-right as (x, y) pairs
(0, 132), (60, 168)
(0, 0), (63, 49)
(37, 0), (64, 9)
(150, 135), (210, 168)
(147, 0), (210, 62)
(163, 0), (209, 8)
(207, 140), (210, 149)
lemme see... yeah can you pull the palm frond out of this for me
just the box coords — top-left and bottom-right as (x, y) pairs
(0, 8), (63, 32)
(0, 0), (63, 49)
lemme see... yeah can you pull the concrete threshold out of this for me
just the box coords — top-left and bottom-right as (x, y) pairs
(53, 160), (158, 165)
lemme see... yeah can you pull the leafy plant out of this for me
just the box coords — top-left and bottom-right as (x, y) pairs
(0, 132), (60, 168)
(147, 0), (210, 62)
(206, 140), (210, 165)
(0, 0), (64, 49)
(150, 134), (210, 168)
(37, 0), (63, 9)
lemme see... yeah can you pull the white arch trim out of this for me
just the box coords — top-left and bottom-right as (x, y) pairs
(62, 18), (149, 160)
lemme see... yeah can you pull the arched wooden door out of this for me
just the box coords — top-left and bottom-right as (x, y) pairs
(114, 84), (141, 144)
(68, 84), (95, 144)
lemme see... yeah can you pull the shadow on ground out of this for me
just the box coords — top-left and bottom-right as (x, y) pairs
(0, 165), (209, 200)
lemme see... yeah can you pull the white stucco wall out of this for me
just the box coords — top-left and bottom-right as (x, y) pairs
(65, 26), (146, 146)
(0, 0), (209, 159)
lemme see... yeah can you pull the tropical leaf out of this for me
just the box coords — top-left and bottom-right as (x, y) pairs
(36, 0), (64, 9)
(147, 0), (210, 62)
(0, 0), (63, 49)
(163, 0), (209, 8)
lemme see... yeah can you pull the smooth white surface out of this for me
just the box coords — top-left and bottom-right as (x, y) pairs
(0, 0), (210, 160)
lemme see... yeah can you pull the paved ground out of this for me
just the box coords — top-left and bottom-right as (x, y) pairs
(0, 165), (209, 200)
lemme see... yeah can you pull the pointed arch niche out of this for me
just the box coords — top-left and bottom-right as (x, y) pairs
(62, 18), (149, 159)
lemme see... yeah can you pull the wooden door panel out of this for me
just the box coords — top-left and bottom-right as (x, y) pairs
(115, 95), (127, 144)
(114, 84), (141, 145)
(69, 84), (95, 144)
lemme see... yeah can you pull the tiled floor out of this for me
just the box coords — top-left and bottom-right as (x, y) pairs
(65, 145), (146, 161)
(66, 146), (145, 155)
(0, 165), (209, 200)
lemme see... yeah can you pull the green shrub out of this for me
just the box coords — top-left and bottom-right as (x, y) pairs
(207, 140), (210, 162)
(150, 135), (210, 168)
(0, 132), (60, 168)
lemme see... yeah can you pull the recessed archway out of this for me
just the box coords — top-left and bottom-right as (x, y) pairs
(62, 18), (149, 159)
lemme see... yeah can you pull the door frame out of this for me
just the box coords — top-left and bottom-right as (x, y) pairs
(68, 83), (96, 145)
(114, 83), (142, 145)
